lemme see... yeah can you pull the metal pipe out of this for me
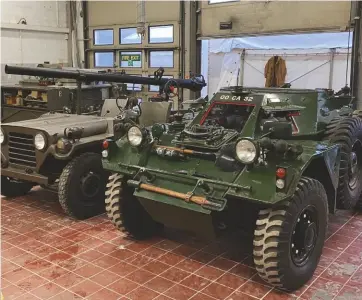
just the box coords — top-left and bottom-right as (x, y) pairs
(179, 0), (185, 106)
(238, 49), (246, 86)
(76, 80), (82, 115)
(351, 1), (361, 102)
(82, 0), (89, 68)
(127, 180), (214, 207)
(328, 48), (336, 89)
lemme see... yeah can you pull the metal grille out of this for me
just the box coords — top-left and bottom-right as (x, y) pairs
(8, 132), (36, 167)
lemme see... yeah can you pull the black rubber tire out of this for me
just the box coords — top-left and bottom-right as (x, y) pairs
(58, 153), (107, 219)
(352, 110), (362, 118)
(253, 177), (328, 292)
(323, 117), (362, 209)
(105, 173), (163, 240)
(1, 176), (34, 197)
(356, 199), (362, 211)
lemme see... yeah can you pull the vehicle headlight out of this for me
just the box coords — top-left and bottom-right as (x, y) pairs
(235, 139), (258, 164)
(127, 126), (143, 147)
(0, 128), (4, 144)
(34, 133), (46, 150)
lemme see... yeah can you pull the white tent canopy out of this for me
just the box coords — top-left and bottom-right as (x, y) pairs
(203, 32), (353, 97)
(209, 32), (352, 52)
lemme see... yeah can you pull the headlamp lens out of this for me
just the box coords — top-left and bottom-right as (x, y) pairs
(236, 139), (257, 164)
(127, 126), (143, 146)
(0, 129), (4, 144)
(34, 133), (46, 150)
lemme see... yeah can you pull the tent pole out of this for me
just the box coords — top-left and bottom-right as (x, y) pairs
(238, 49), (245, 86)
(328, 48), (336, 89)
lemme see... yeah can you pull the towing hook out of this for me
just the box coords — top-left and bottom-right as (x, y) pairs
(198, 180), (212, 194)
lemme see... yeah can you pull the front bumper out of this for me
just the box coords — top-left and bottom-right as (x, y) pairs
(103, 160), (256, 213)
(1, 156), (48, 185)
(103, 160), (292, 209)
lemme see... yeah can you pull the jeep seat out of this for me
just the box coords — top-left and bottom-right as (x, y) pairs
(139, 102), (172, 127)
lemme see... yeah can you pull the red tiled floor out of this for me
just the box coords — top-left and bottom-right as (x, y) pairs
(144, 276), (175, 293)
(201, 282), (234, 299)
(69, 279), (103, 298)
(2, 191), (362, 300)
(87, 288), (120, 300)
(89, 269), (121, 286)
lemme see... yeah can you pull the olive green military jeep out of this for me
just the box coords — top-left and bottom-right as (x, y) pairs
(1, 64), (205, 220)
(102, 86), (362, 291)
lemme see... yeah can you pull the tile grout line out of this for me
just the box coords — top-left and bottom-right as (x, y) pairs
(3, 201), (361, 300)
(2, 216), (132, 299)
(97, 239), (222, 300)
(259, 211), (358, 300)
(330, 226), (362, 300)
(295, 212), (359, 300)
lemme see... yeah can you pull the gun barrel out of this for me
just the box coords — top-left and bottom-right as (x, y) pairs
(5, 65), (206, 92)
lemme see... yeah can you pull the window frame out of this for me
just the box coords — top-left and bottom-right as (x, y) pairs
(126, 74), (143, 92)
(119, 27), (142, 45)
(148, 74), (174, 92)
(119, 51), (143, 68)
(93, 28), (114, 46)
(149, 50), (174, 68)
(208, 0), (240, 4)
(148, 24), (174, 44)
(93, 51), (115, 68)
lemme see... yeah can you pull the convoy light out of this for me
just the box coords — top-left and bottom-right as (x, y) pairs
(56, 138), (72, 154)
(276, 179), (285, 189)
(102, 150), (108, 158)
(276, 168), (286, 178)
(0, 128), (4, 145)
(34, 133), (46, 150)
(102, 140), (109, 149)
(127, 126), (143, 147)
(235, 139), (258, 164)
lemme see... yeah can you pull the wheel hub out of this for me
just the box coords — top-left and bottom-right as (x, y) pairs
(350, 152), (358, 174)
(348, 140), (362, 190)
(291, 206), (318, 266)
(80, 171), (100, 199)
(304, 223), (317, 251)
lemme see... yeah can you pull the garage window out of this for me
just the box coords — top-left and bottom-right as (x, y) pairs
(94, 29), (114, 45)
(120, 51), (142, 68)
(120, 27), (142, 45)
(149, 51), (174, 68)
(209, 0), (239, 3)
(94, 52), (114, 67)
(127, 75), (142, 91)
(149, 75), (174, 92)
(149, 25), (174, 43)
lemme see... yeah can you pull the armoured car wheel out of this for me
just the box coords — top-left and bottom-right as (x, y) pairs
(356, 198), (362, 211)
(105, 173), (163, 240)
(324, 117), (362, 209)
(58, 153), (107, 219)
(253, 177), (328, 291)
(1, 176), (34, 197)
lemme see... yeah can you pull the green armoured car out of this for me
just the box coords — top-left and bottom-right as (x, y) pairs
(102, 86), (362, 291)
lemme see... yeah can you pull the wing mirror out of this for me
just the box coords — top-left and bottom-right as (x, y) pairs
(262, 121), (293, 139)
